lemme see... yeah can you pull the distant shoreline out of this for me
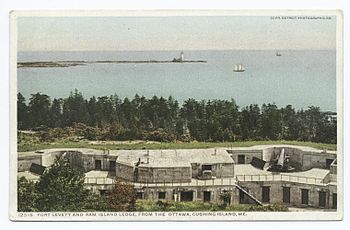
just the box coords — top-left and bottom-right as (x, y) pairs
(17, 60), (207, 68)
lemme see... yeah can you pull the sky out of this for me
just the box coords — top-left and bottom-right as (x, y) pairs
(17, 15), (337, 51)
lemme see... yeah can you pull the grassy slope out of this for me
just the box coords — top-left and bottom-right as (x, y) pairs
(18, 140), (337, 152)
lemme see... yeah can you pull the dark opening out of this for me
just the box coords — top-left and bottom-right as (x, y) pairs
(136, 192), (144, 199)
(180, 191), (194, 202)
(134, 167), (139, 182)
(326, 159), (334, 169)
(202, 165), (212, 171)
(158, 192), (166, 199)
(99, 189), (107, 196)
(238, 155), (245, 164)
(239, 190), (245, 204)
(262, 186), (270, 203)
(332, 193), (337, 209)
(319, 191), (327, 208)
(95, 160), (102, 170)
(301, 189), (309, 205)
(203, 191), (211, 202)
(283, 187), (291, 203)
(238, 189), (256, 204)
(109, 161), (116, 171)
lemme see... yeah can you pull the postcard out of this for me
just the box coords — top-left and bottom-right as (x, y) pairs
(9, 10), (343, 221)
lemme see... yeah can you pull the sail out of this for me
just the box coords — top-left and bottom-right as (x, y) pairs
(234, 64), (245, 72)
(277, 148), (285, 167)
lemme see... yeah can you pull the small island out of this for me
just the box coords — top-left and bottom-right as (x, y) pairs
(17, 52), (207, 68)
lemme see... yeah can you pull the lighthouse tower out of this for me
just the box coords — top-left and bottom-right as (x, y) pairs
(179, 52), (184, 62)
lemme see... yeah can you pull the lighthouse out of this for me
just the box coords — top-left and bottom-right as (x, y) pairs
(179, 52), (184, 62)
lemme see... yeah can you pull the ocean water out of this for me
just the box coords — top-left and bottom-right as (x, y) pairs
(17, 50), (336, 111)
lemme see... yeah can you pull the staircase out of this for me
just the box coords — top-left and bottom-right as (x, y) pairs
(235, 184), (263, 206)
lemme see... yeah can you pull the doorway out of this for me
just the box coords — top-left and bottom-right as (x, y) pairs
(109, 160), (116, 171)
(326, 159), (334, 169)
(238, 155), (245, 164)
(319, 191), (327, 208)
(262, 186), (270, 203)
(180, 191), (194, 202)
(301, 189), (309, 205)
(283, 187), (290, 203)
(95, 160), (102, 170)
(332, 193), (337, 209)
(203, 191), (211, 202)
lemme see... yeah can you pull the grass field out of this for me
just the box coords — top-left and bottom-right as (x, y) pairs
(18, 139), (337, 152)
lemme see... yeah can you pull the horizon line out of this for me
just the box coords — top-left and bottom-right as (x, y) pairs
(18, 48), (336, 52)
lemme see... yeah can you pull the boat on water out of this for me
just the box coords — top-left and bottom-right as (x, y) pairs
(276, 51), (282, 56)
(234, 64), (245, 72)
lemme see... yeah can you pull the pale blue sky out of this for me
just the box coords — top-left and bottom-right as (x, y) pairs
(17, 16), (336, 51)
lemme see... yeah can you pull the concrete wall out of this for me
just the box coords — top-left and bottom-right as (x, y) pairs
(330, 163), (337, 175)
(41, 151), (65, 167)
(141, 185), (236, 203)
(301, 152), (336, 171)
(75, 154), (117, 172)
(219, 163), (234, 178)
(18, 155), (41, 172)
(116, 163), (134, 181)
(232, 147), (337, 172)
(85, 184), (114, 195)
(236, 181), (337, 209)
(65, 151), (85, 170)
(262, 147), (280, 162)
(137, 166), (192, 183)
(193, 163), (234, 179)
(230, 150), (263, 164)
(18, 150), (118, 173)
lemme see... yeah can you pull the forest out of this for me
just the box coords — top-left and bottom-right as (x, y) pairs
(17, 90), (337, 144)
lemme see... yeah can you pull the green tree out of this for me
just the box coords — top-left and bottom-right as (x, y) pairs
(17, 177), (39, 212)
(17, 93), (28, 130)
(106, 179), (136, 211)
(96, 96), (117, 125)
(87, 96), (98, 126)
(27, 93), (51, 129)
(62, 89), (89, 126)
(260, 103), (282, 140)
(49, 98), (63, 128)
(239, 104), (261, 140)
(303, 106), (324, 142)
(280, 105), (300, 140)
(36, 157), (107, 211)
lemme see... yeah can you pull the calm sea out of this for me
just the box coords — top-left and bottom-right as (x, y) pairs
(17, 50), (336, 111)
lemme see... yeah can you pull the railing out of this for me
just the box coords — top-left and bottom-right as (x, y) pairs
(84, 177), (237, 187)
(85, 174), (327, 187)
(84, 177), (114, 185)
(134, 178), (237, 188)
(235, 174), (325, 185)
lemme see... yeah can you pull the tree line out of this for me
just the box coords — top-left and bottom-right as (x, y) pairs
(17, 90), (337, 144)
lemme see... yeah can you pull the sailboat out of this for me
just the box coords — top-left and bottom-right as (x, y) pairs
(234, 64), (245, 72)
(276, 51), (282, 56)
